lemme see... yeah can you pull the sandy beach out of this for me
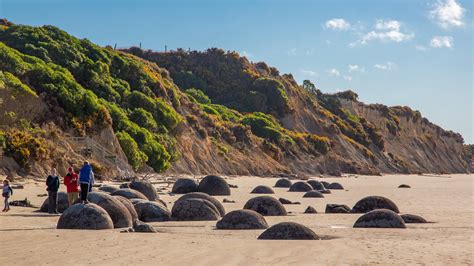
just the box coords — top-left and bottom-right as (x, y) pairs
(0, 174), (473, 265)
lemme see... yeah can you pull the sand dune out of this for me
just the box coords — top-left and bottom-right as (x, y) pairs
(0, 174), (473, 265)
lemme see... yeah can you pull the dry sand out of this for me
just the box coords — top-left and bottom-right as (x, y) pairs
(0, 174), (473, 265)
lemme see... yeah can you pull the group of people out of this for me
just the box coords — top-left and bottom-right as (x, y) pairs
(1, 161), (95, 214)
(45, 161), (95, 214)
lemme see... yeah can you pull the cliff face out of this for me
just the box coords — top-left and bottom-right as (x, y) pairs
(0, 20), (469, 178)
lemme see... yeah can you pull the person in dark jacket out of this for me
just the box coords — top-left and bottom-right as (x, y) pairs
(46, 168), (60, 214)
(79, 161), (94, 204)
(2, 179), (13, 212)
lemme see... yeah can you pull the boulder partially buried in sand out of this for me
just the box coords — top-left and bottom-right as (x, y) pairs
(134, 201), (171, 222)
(87, 192), (132, 228)
(129, 180), (158, 201)
(57, 203), (113, 230)
(288, 181), (313, 192)
(327, 182), (344, 190)
(274, 178), (292, 188)
(398, 184), (411, 188)
(216, 210), (268, 230)
(98, 185), (119, 193)
(198, 175), (231, 196)
(401, 214), (427, 223)
(303, 190), (325, 198)
(133, 220), (157, 233)
(353, 209), (406, 228)
(251, 185), (275, 194)
(352, 196), (400, 213)
(258, 222), (320, 240)
(171, 198), (221, 221)
(304, 206), (317, 214)
(325, 204), (352, 213)
(175, 192), (225, 216)
(40, 192), (69, 213)
(307, 180), (325, 190)
(171, 178), (199, 194)
(113, 195), (138, 221)
(111, 189), (148, 200)
(321, 181), (331, 188)
(243, 196), (287, 216)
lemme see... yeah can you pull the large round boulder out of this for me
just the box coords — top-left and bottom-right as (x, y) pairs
(327, 182), (344, 190)
(352, 196), (400, 213)
(171, 178), (199, 194)
(87, 192), (132, 228)
(401, 214), (427, 223)
(288, 181), (313, 192)
(198, 175), (231, 195)
(216, 210), (268, 230)
(353, 209), (406, 228)
(171, 198), (221, 221)
(113, 195), (138, 221)
(57, 203), (113, 230)
(303, 190), (325, 198)
(111, 189), (148, 200)
(274, 178), (292, 188)
(175, 192), (225, 216)
(134, 201), (171, 222)
(98, 185), (119, 193)
(251, 185), (275, 194)
(129, 180), (158, 201)
(40, 192), (69, 213)
(243, 196), (287, 216)
(307, 180), (325, 190)
(258, 222), (320, 240)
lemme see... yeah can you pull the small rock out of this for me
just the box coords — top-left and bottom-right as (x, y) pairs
(223, 198), (235, 203)
(398, 184), (411, 188)
(133, 220), (157, 233)
(304, 206), (317, 214)
(325, 204), (352, 213)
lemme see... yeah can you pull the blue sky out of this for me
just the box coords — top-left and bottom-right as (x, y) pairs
(1, 0), (472, 143)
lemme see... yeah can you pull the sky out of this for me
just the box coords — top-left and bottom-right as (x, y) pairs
(1, 0), (473, 143)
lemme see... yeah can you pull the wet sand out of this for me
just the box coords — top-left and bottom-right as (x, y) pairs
(0, 174), (473, 265)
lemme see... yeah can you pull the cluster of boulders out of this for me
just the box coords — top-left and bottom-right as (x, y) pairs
(171, 175), (231, 196)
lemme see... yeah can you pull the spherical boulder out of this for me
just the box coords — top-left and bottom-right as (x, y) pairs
(258, 222), (320, 240)
(134, 201), (171, 222)
(129, 180), (158, 201)
(303, 190), (325, 198)
(353, 209), (406, 228)
(57, 203), (113, 230)
(307, 180), (325, 190)
(327, 182), (344, 190)
(113, 195), (138, 221)
(198, 175), (231, 195)
(171, 178), (199, 194)
(325, 204), (352, 213)
(171, 198), (221, 221)
(98, 185), (119, 193)
(401, 214), (427, 223)
(274, 178), (292, 188)
(352, 196), (400, 213)
(288, 181), (313, 192)
(111, 189), (148, 200)
(216, 210), (268, 230)
(243, 196), (287, 216)
(398, 184), (411, 188)
(40, 192), (70, 213)
(251, 185), (275, 194)
(87, 192), (132, 228)
(175, 192), (225, 216)
(304, 206), (317, 214)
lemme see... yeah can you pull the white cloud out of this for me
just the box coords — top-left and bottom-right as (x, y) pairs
(327, 68), (340, 76)
(430, 0), (465, 29)
(430, 36), (454, 48)
(343, 75), (353, 81)
(373, 62), (396, 71)
(415, 45), (428, 51)
(287, 48), (297, 56)
(325, 18), (351, 31)
(350, 19), (414, 46)
(305, 48), (316, 55)
(301, 69), (318, 77)
(240, 51), (253, 58)
(348, 64), (365, 72)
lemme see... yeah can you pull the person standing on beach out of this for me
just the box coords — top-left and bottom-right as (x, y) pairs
(46, 168), (60, 214)
(79, 161), (94, 204)
(63, 167), (79, 206)
(2, 180), (13, 212)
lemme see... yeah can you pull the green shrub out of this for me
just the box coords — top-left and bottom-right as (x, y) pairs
(4, 130), (47, 167)
(305, 134), (331, 155)
(185, 88), (211, 104)
(129, 108), (158, 131)
(116, 131), (148, 171)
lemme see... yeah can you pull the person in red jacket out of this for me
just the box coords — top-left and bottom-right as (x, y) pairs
(63, 167), (79, 206)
